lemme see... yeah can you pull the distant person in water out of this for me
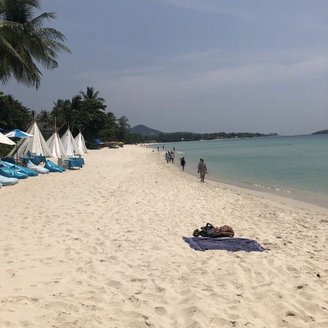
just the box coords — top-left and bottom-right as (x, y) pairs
(198, 158), (207, 182)
(180, 157), (186, 171)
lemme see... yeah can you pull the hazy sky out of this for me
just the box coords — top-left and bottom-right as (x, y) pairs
(2, 0), (328, 135)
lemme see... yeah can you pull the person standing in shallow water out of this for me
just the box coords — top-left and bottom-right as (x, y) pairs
(198, 158), (207, 182)
(180, 157), (186, 171)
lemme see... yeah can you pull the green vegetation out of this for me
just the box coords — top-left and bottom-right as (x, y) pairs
(0, 144), (12, 158)
(0, 91), (32, 130)
(0, 87), (131, 145)
(0, 0), (70, 88)
(141, 131), (275, 143)
(128, 125), (276, 143)
(0, 89), (275, 147)
(49, 87), (130, 143)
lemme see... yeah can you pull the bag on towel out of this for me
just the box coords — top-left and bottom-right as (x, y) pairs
(193, 223), (234, 238)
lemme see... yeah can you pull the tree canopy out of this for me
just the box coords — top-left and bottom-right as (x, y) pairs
(0, 91), (32, 130)
(0, 86), (132, 145)
(0, 0), (70, 88)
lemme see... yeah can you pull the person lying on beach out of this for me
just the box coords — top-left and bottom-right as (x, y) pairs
(193, 223), (234, 238)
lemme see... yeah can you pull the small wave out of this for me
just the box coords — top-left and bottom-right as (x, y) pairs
(253, 183), (291, 194)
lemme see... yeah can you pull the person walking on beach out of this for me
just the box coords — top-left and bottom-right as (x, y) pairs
(170, 151), (175, 164)
(165, 152), (170, 163)
(198, 158), (207, 182)
(180, 157), (186, 171)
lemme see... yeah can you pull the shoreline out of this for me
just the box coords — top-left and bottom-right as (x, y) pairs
(1, 145), (328, 327)
(155, 148), (328, 214)
(187, 166), (328, 214)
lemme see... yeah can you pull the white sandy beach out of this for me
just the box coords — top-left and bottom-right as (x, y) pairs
(0, 145), (327, 328)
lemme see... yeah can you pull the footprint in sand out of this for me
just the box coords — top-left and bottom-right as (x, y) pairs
(106, 280), (123, 289)
(154, 306), (167, 315)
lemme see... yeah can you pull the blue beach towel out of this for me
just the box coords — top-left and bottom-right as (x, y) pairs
(182, 237), (266, 252)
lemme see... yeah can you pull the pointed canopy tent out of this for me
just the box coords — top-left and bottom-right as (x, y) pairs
(74, 132), (88, 155)
(61, 128), (81, 157)
(0, 132), (15, 145)
(47, 131), (66, 158)
(8, 122), (52, 158)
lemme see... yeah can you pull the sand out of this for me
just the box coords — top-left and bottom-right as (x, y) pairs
(0, 145), (327, 328)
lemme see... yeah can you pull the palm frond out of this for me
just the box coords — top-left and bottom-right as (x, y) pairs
(30, 11), (56, 27)
(0, 0), (70, 88)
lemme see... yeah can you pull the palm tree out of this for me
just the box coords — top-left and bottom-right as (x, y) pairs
(51, 98), (75, 130)
(117, 115), (130, 142)
(0, 20), (29, 83)
(80, 86), (107, 111)
(0, 0), (70, 88)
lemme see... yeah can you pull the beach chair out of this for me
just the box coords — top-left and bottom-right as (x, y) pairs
(44, 160), (65, 173)
(27, 160), (49, 174)
(20, 154), (46, 165)
(0, 163), (29, 179)
(1, 157), (15, 164)
(0, 175), (18, 186)
(0, 160), (38, 177)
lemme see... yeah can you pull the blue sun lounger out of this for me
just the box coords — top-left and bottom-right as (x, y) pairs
(0, 164), (29, 179)
(0, 160), (38, 177)
(44, 160), (65, 173)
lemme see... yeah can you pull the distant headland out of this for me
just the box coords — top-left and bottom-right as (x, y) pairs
(313, 129), (328, 135)
(129, 124), (277, 143)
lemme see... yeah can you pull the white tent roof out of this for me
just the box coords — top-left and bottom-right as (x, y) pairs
(0, 132), (15, 145)
(61, 128), (81, 156)
(47, 131), (66, 158)
(74, 132), (87, 155)
(8, 122), (52, 157)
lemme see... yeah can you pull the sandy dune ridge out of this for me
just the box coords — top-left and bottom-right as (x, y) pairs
(0, 145), (327, 327)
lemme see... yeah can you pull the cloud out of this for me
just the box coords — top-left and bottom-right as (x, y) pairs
(75, 49), (328, 99)
(63, 52), (328, 134)
(157, 0), (252, 19)
(180, 55), (328, 91)
(172, 48), (225, 63)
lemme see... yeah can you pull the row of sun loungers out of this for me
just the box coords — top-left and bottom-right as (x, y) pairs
(0, 156), (84, 187)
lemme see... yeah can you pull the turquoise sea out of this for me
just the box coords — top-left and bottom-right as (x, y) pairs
(155, 135), (328, 208)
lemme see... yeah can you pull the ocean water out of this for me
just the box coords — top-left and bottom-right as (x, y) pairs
(155, 135), (328, 207)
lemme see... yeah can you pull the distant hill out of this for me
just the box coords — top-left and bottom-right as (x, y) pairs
(313, 129), (328, 135)
(128, 124), (277, 143)
(130, 124), (163, 136)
